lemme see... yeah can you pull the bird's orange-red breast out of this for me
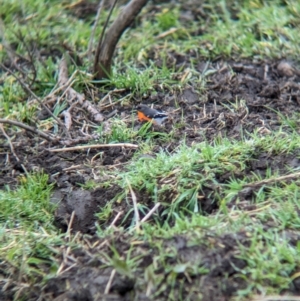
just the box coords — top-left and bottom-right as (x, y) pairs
(136, 104), (168, 125)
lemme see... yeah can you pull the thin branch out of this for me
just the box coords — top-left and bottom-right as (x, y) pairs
(0, 63), (65, 128)
(88, 0), (105, 61)
(94, 0), (118, 75)
(0, 118), (57, 142)
(48, 143), (138, 152)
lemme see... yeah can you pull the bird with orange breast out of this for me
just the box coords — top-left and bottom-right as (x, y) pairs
(136, 104), (168, 126)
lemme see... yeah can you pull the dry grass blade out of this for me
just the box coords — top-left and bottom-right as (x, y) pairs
(109, 211), (124, 229)
(66, 211), (76, 240)
(141, 203), (161, 223)
(48, 143), (138, 152)
(253, 296), (300, 301)
(244, 171), (300, 188)
(104, 269), (116, 294)
(126, 178), (140, 231)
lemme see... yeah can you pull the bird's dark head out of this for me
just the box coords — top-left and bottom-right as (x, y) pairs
(136, 104), (146, 110)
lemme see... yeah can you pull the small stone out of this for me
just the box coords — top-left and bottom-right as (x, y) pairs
(277, 61), (296, 77)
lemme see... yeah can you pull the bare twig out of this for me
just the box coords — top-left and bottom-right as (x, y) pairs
(141, 203), (161, 223)
(0, 124), (20, 162)
(93, 0), (118, 78)
(126, 178), (140, 231)
(0, 118), (57, 142)
(88, 0), (105, 61)
(48, 143), (138, 152)
(58, 57), (104, 122)
(244, 172), (300, 188)
(0, 63), (65, 127)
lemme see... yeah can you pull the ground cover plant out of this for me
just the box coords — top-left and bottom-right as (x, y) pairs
(1, 0), (300, 300)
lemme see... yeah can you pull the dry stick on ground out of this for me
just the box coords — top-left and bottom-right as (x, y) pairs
(243, 171), (300, 188)
(0, 118), (57, 142)
(48, 143), (138, 152)
(0, 63), (65, 128)
(93, 0), (148, 80)
(58, 57), (104, 122)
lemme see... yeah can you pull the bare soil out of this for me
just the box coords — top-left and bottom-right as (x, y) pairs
(1, 1), (300, 300)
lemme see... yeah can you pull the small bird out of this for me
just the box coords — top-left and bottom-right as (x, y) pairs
(136, 104), (168, 126)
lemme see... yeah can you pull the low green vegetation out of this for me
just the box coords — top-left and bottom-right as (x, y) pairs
(1, 0), (300, 299)
(0, 173), (55, 228)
